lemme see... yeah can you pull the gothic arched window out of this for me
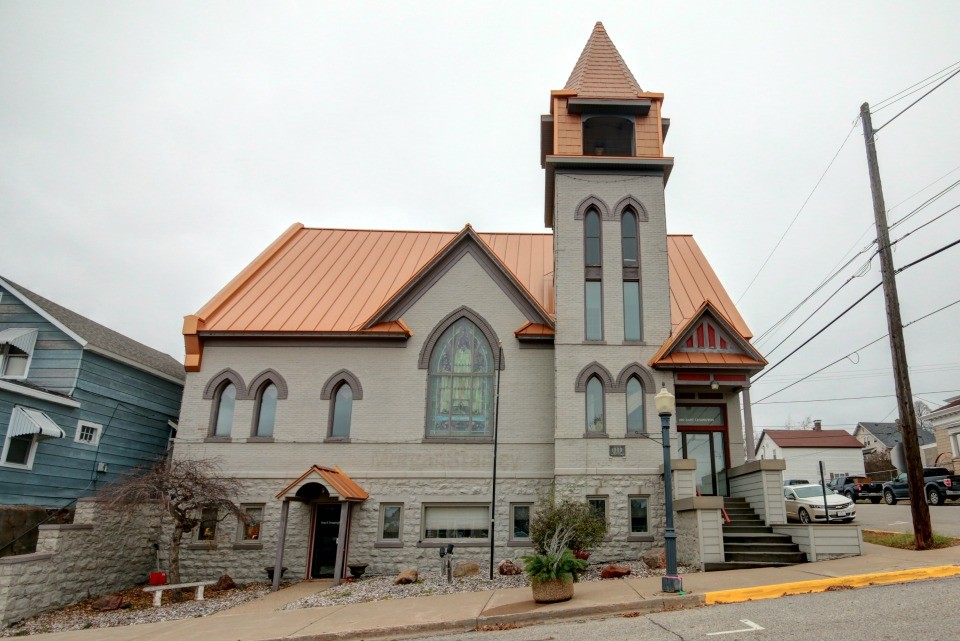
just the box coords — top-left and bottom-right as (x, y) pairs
(626, 376), (644, 433)
(252, 383), (278, 437)
(211, 382), (236, 437)
(585, 376), (605, 434)
(330, 383), (353, 438)
(427, 318), (494, 438)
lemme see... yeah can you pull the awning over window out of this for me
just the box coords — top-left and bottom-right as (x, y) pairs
(9, 406), (65, 440)
(0, 328), (38, 355)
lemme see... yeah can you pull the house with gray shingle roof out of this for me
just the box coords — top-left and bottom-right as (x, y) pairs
(853, 421), (938, 464)
(0, 275), (184, 514)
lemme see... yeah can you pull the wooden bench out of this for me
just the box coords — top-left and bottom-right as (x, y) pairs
(143, 580), (216, 607)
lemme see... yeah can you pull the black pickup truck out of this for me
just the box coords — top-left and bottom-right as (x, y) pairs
(882, 467), (960, 506)
(827, 474), (884, 503)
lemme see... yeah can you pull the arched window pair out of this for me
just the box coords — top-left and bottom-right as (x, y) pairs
(582, 201), (643, 342)
(584, 375), (645, 434)
(579, 363), (651, 435)
(206, 370), (286, 439)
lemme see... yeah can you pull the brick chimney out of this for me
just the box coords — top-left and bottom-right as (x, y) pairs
(813, 419), (822, 431)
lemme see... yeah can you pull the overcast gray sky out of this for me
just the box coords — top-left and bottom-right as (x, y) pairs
(2, 1), (959, 435)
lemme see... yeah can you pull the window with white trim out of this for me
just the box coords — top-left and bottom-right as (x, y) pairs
(0, 328), (38, 379)
(379, 504), (403, 542)
(74, 421), (103, 446)
(2, 432), (37, 469)
(422, 504), (490, 540)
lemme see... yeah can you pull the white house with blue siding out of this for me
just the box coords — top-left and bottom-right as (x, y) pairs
(0, 276), (185, 508)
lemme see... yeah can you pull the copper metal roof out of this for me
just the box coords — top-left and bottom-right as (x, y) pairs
(275, 465), (369, 501)
(564, 22), (643, 99)
(194, 224), (554, 334)
(185, 224), (753, 371)
(761, 430), (865, 449)
(667, 235), (751, 339)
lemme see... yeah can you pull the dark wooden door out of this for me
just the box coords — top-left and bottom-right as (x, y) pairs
(310, 504), (341, 578)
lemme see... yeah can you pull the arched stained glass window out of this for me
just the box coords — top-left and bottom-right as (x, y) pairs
(427, 318), (494, 437)
(626, 377), (644, 433)
(621, 208), (638, 266)
(585, 209), (601, 266)
(330, 383), (353, 438)
(585, 376), (604, 433)
(212, 383), (236, 437)
(253, 383), (278, 437)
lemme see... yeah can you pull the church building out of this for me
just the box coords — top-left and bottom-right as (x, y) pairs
(172, 23), (768, 583)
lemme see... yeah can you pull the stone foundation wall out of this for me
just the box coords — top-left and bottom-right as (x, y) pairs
(176, 472), (678, 582)
(553, 473), (664, 562)
(0, 499), (160, 626)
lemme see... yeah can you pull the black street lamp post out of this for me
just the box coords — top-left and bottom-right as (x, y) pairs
(656, 384), (682, 594)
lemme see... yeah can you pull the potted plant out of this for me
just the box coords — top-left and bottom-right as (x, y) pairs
(521, 526), (587, 603)
(530, 498), (607, 561)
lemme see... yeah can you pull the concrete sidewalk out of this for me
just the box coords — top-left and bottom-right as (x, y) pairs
(23, 543), (960, 641)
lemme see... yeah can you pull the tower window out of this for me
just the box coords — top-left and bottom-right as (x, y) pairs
(623, 281), (642, 341)
(621, 208), (638, 266)
(583, 116), (634, 156)
(584, 209), (601, 266)
(585, 376), (605, 433)
(585, 281), (603, 340)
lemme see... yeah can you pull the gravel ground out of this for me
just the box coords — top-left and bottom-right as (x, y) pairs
(283, 561), (699, 610)
(0, 582), (281, 637)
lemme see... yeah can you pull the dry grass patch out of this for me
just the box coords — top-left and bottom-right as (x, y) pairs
(862, 529), (960, 549)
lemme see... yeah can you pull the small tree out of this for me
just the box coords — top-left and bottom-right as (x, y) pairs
(102, 458), (246, 585)
(530, 498), (606, 555)
(864, 450), (896, 481)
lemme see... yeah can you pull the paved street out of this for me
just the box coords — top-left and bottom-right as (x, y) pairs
(425, 576), (960, 641)
(852, 501), (960, 536)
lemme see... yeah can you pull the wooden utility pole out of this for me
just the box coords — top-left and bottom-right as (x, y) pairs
(860, 103), (932, 549)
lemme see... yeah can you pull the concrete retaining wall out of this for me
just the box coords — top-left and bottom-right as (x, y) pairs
(0, 499), (160, 626)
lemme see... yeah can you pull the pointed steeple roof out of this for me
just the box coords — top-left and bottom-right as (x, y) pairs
(564, 22), (642, 99)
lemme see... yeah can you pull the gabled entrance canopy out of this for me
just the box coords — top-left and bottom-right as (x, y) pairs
(272, 466), (367, 592)
(274, 465), (369, 502)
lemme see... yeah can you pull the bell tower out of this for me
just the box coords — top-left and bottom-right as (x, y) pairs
(545, 23), (676, 512)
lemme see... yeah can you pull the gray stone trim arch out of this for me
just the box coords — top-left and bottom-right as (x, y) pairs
(417, 306), (504, 371)
(614, 362), (656, 393)
(614, 196), (650, 222)
(320, 369), (364, 401)
(574, 361), (615, 392)
(202, 368), (248, 400)
(573, 195), (612, 221)
(248, 368), (289, 400)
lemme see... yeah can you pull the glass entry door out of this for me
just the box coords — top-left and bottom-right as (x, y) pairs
(681, 431), (729, 496)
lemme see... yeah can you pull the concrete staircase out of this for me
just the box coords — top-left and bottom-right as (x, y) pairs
(704, 496), (807, 571)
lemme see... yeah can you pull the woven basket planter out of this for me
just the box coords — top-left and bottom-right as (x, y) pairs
(531, 577), (574, 603)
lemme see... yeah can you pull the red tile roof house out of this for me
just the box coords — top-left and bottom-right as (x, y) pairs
(756, 423), (866, 483)
(171, 23), (811, 584)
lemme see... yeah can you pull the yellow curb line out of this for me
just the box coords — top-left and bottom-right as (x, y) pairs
(705, 565), (960, 605)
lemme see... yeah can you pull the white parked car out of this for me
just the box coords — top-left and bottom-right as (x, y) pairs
(783, 484), (856, 523)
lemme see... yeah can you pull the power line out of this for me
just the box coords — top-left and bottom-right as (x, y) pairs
(736, 119), (860, 305)
(873, 67), (960, 134)
(762, 255), (874, 357)
(888, 202), (960, 249)
(753, 294), (960, 404)
(754, 172), (960, 349)
(755, 388), (960, 405)
(888, 178), (960, 231)
(754, 282), (883, 383)
(872, 59), (960, 112)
